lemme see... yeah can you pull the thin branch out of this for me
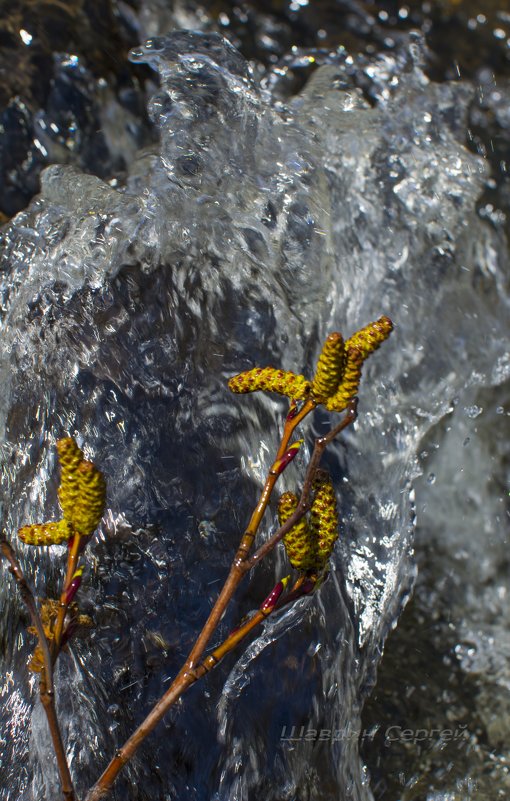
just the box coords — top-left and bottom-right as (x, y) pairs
(84, 577), (314, 801)
(84, 399), (357, 801)
(0, 534), (76, 801)
(53, 533), (83, 660)
(246, 398), (358, 568)
(84, 400), (316, 800)
(0, 536), (54, 683)
(190, 576), (310, 680)
(174, 398), (317, 676)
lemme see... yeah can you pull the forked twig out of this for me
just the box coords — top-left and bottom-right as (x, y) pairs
(84, 400), (358, 801)
(0, 535), (76, 801)
(247, 399), (358, 568)
(181, 575), (311, 681)
(5, 314), (391, 801)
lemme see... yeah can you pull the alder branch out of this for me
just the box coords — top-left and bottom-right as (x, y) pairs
(84, 399), (358, 801)
(0, 534), (76, 801)
(7, 315), (391, 801)
(53, 533), (83, 660)
(247, 398), (358, 569)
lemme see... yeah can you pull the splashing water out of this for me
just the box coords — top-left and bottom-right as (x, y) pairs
(0, 27), (508, 801)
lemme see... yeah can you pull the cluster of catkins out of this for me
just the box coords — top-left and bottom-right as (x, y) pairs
(229, 316), (393, 573)
(18, 438), (105, 671)
(18, 437), (106, 546)
(228, 315), (393, 411)
(278, 470), (338, 574)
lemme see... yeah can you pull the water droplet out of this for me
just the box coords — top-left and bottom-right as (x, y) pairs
(145, 37), (166, 52)
(129, 47), (144, 61)
(198, 520), (217, 540)
(464, 405), (483, 419)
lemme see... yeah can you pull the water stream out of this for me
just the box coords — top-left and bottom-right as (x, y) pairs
(0, 10), (509, 801)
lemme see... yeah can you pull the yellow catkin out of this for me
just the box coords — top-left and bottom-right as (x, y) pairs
(72, 461), (106, 536)
(310, 471), (339, 569)
(278, 491), (317, 572)
(311, 332), (345, 402)
(57, 437), (84, 521)
(345, 315), (393, 360)
(324, 347), (364, 412)
(18, 520), (73, 546)
(228, 367), (311, 401)
(56, 436), (84, 467)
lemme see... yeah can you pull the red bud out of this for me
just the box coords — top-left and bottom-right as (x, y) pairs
(286, 401), (299, 421)
(272, 439), (303, 476)
(63, 567), (84, 605)
(260, 576), (290, 612)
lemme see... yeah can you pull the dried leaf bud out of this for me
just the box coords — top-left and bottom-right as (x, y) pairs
(29, 642), (50, 673)
(18, 520), (73, 546)
(61, 611), (94, 648)
(27, 610), (57, 673)
(26, 600), (59, 638)
(72, 461), (106, 536)
(310, 470), (339, 569)
(324, 347), (364, 412)
(228, 367), (311, 401)
(345, 315), (393, 360)
(311, 332), (346, 401)
(278, 491), (317, 572)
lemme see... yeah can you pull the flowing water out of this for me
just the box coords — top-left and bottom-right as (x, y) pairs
(0, 5), (509, 801)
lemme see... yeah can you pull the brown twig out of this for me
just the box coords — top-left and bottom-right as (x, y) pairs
(84, 576), (314, 801)
(84, 399), (357, 801)
(0, 534), (76, 801)
(247, 398), (358, 568)
(172, 398), (317, 680)
(52, 533), (83, 660)
(191, 575), (311, 679)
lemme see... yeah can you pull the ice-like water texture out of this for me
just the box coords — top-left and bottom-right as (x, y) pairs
(0, 31), (508, 801)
